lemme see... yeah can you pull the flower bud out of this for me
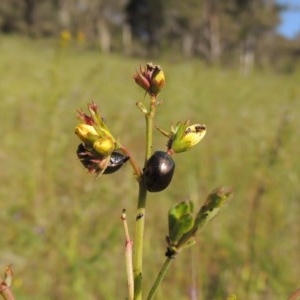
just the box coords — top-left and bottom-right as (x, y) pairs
(134, 62), (165, 96)
(170, 122), (206, 153)
(157, 121), (206, 153)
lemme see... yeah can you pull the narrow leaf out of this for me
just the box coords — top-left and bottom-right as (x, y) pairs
(194, 187), (232, 230)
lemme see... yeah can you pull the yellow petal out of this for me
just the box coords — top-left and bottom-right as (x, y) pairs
(93, 137), (115, 156)
(75, 124), (99, 145)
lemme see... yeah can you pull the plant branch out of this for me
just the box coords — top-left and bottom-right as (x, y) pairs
(133, 94), (157, 300)
(133, 182), (147, 300)
(121, 209), (134, 300)
(0, 282), (14, 300)
(147, 257), (173, 300)
(120, 145), (142, 178)
(144, 95), (156, 163)
(0, 265), (15, 300)
(288, 286), (300, 300)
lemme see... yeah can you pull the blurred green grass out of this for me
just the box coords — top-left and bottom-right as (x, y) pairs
(0, 35), (300, 299)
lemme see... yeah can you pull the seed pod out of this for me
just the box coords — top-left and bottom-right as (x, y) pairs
(143, 151), (175, 192)
(104, 151), (129, 174)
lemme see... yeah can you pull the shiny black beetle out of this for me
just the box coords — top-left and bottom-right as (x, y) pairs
(77, 143), (129, 174)
(104, 151), (129, 174)
(143, 151), (175, 192)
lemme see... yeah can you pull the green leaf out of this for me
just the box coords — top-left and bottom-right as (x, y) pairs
(169, 213), (194, 245)
(168, 201), (194, 237)
(194, 187), (232, 230)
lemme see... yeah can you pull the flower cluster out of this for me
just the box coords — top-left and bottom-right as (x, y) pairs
(75, 64), (207, 188)
(75, 102), (126, 176)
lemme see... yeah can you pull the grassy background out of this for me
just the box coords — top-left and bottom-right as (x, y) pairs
(0, 35), (300, 299)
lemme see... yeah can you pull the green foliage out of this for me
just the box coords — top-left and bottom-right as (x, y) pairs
(1, 36), (300, 299)
(168, 200), (194, 245)
(166, 188), (232, 259)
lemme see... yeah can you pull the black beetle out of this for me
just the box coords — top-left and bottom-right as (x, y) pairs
(104, 151), (129, 174)
(77, 143), (128, 174)
(143, 151), (175, 192)
(77, 143), (99, 173)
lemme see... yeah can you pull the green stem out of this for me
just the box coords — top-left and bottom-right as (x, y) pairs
(133, 183), (147, 300)
(147, 257), (173, 300)
(133, 95), (157, 300)
(144, 96), (156, 163)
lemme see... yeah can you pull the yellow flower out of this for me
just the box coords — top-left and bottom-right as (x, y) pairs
(75, 102), (117, 157)
(59, 30), (72, 47)
(75, 124), (99, 147)
(93, 137), (115, 157)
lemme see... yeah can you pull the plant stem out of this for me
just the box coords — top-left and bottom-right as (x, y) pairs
(133, 95), (157, 300)
(288, 287), (300, 300)
(120, 145), (142, 177)
(147, 257), (173, 300)
(144, 96), (156, 163)
(0, 280), (15, 300)
(0, 266), (14, 300)
(121, 209), (134, 300)
(133, 183), (147, 300)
